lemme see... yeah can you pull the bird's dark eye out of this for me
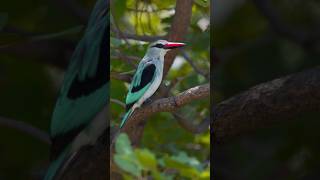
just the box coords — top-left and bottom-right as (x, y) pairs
(151, 43), (164, 48)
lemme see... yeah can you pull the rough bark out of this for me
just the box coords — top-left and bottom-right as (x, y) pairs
(60, 132), (108, 180)
(213, 67), (320, 143)
(164, 0), (193, 76)
(121, 83), (210, 132)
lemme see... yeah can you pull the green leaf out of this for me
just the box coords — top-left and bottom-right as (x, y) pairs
(163, 155), (190, 170)
(135, 148), (157, 171)
(195, 132), (210, 145)
(179, 167), (200, 179)
(194, 0), (209, 7)
(114, 154), (141, 177)
(111, 37), (122, 47)
(163, 152), (202, 179)
(172, 151), (201, 169)
(112, 0), (127, 22)
(123, 174), (134, 180)
(199, 167), (210, 180)
(152, 171), (174, 180)
(115, 133), (133, 155)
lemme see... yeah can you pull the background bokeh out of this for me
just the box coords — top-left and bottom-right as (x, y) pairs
(213, 0), (320, 179)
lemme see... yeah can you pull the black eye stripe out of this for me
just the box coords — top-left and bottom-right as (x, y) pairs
(151, 43), (164, 48)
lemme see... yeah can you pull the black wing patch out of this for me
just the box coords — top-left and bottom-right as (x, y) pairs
(126, 101), (136, 111)
(67, 29), (109, 99)
(131, 64), (156, 93)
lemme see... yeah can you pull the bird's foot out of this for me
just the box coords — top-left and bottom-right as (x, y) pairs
(143, 98), (153, 106)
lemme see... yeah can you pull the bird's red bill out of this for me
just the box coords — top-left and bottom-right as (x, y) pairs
(164, 42), (186, 49)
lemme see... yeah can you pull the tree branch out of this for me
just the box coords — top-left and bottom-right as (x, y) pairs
(128, 83), (209, 126)
(111, 51), (139, 68)
(110, 71), (133, 83)
(213, 67), (320, 142)
(172, 112), (210, 134)
(111, 52), (140, 62)
(112, 84), (209, 145)
(164, 0), (193, 76)
(0, 116), (51, 145)
(126, 7), (174, 13)
(181, 50), (209, 79)
(111, 98), (125, 108)
(59, 132), (108, 180)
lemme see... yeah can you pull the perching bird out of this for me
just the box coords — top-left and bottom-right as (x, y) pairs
(120, 40), (185, 128)
(44, 0), (109, 179)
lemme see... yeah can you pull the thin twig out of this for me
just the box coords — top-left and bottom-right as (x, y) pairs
(127, 7), (174, 13)
(111, 98), (126, 108)
(0, 116), (51, 144)
(181, 51), (209, 79)
(109, 12), (130, 47)
(110, 71), (133, 82)
(111, 51), (139, 68)
(172, 112), (209, 134)
(112, 52), (140, 61)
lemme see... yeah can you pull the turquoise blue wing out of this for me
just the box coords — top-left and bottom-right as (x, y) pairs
(125, 61), (156, 109)
(50, 0), (109, 159)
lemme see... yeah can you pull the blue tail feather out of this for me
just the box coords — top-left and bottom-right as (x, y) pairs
(120, 109), (133, 128)
(44, 149), (68, 180)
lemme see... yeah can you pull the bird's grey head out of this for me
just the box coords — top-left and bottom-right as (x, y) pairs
(147, 40), (185, 57)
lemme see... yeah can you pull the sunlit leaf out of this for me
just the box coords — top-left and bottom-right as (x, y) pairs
(115, 133), (133, 155)
(164, 155), (200, 178)
(194, 0), (209, 7)
(112, 0), (127, 22)
(111, 37), (122, 47)
(114, 154), (141, 177)
(171, 151), (201, 170)
(135, 148), (157, 171)
(199, 167), (210, 180)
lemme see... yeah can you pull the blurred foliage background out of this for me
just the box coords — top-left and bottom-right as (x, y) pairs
(110, 0), (210, 179)
(0, 0), (100, 179)
(213, 0), (320, 179)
